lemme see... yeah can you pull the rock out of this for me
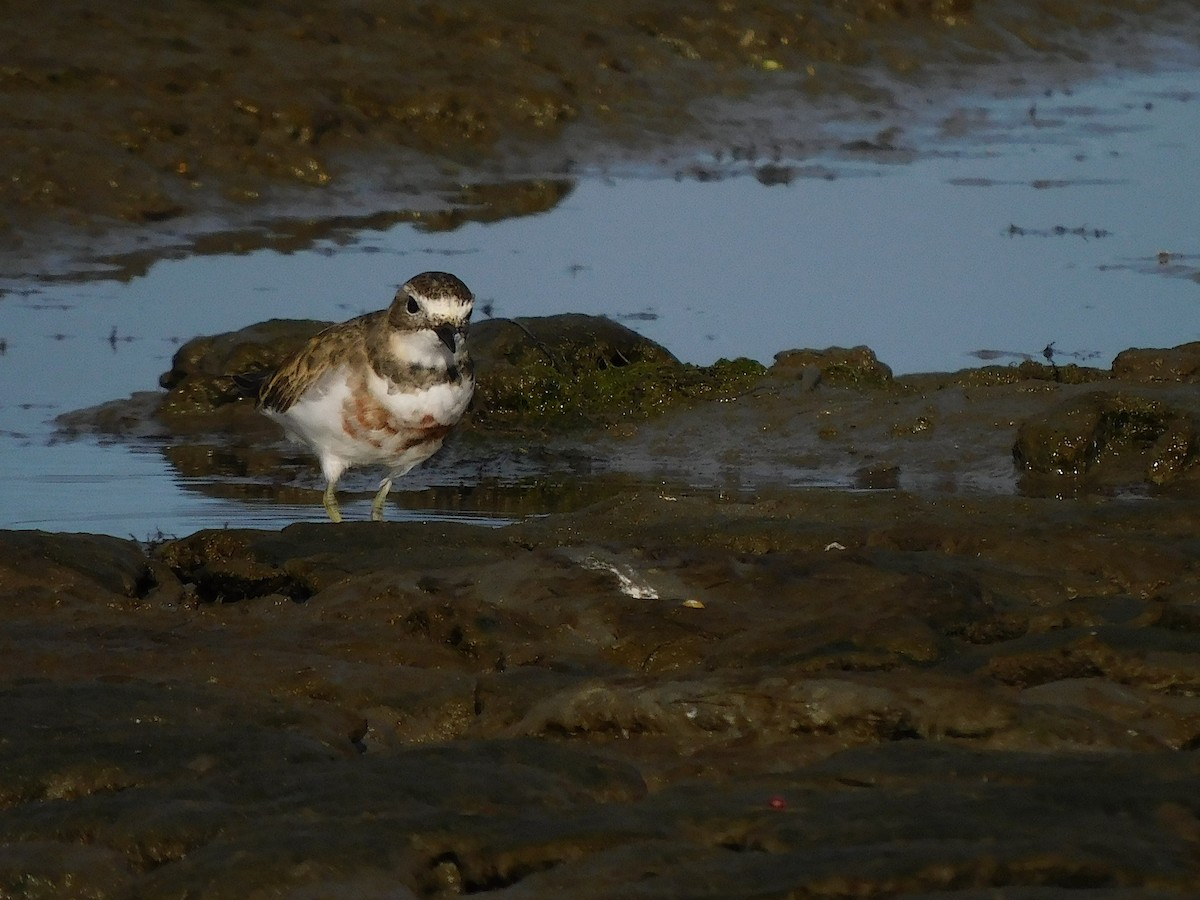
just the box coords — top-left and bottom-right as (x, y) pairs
(498, 672), (1015, 744)
(1012, 390), (1200, 485)
(0, 841), (130, 900)
(469, 315), (765, 431)
(1019, 678), (1200, 750)
(65, 314), (765, 437)
(153, 520), (522, 602)
(157, 318), (329, 425)
(770, 345), (893, 387)
(161, 319), (331, 390)
(0, 530), (153, 602)
(1112, 342), (1200, 382)
(3, 485), (1200, 893)
(54, 391), (170, 440)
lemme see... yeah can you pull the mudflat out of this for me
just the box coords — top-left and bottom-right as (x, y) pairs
(5, 0), (1196, 275)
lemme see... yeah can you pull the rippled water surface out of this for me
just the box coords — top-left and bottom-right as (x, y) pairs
(2, 67), (1199, 536)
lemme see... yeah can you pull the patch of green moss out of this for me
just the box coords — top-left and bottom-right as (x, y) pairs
(1097, 396), (1175, 444)
(1014, 391), (1198, 481)
(474, 354), (767, 431)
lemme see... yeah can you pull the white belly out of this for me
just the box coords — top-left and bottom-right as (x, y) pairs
(266, 365), (473, 484)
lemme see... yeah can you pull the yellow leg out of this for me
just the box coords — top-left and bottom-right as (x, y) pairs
(322, 480), (343, 523)
(370, 478), (393, 522)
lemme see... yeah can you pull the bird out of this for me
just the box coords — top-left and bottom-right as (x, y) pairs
(236, 271), (475, 522)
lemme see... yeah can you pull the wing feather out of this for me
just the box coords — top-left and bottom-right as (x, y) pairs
(257, 313), (379, 413)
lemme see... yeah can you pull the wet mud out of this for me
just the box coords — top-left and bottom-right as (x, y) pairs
(4, 0), (1198, 280)
(11, 324), (1200, 896)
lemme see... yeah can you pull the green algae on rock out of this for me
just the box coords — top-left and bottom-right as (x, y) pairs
(470, 315), (766, 431)
(1112, 341), (1200, 383)
(152, 313), (766, 434)
(770, 344), (893, 388)
(1013, 390), (1200, 488)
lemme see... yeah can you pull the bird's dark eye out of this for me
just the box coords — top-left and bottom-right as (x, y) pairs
(406, 296), (420, 314)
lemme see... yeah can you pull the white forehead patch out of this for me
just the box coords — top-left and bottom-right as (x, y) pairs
(402, 272), (474, 321)
(419, 295), (474, 321)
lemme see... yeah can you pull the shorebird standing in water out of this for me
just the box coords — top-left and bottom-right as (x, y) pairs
(237, 271), (475, 522)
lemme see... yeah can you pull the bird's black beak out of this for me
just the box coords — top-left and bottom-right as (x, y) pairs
(435, 325), (458, 354)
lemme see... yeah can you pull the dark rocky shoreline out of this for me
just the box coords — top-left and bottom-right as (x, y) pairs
(3, 480), (1200, 895)
(5, 322), (1200, 895)
(5, 0), (1200, 894)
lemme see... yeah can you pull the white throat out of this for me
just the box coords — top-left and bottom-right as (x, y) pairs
(388, 328), (454, 368)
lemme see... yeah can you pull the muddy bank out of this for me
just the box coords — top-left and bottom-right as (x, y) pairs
(4, 0), (1199, 280)
(8, 327), (1200, 894)
(2, 485), (1200, 895)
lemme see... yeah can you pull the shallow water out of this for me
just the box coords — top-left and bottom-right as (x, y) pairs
(1, 67), (1199, 536)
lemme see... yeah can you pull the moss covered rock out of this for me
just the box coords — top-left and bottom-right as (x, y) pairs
(771, 345), (893, 387)
(1012, 391), (1200, 485)
(470, 315), (766, 431)
(151, 313), (765, 434)
(158, 319), (329, 423)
